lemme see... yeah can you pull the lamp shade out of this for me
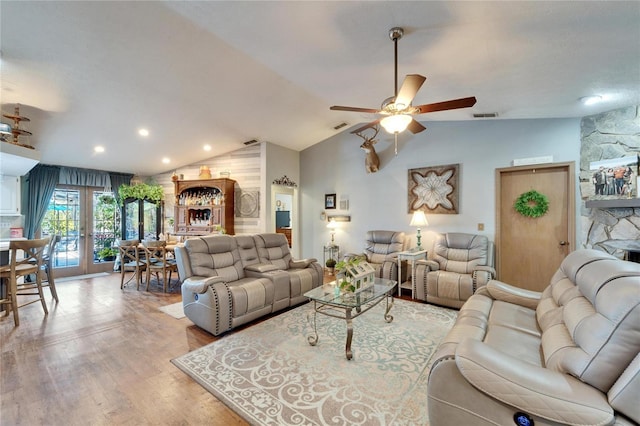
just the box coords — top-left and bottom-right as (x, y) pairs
(380, 114), (412, 134)
(327, 219), (337, 229)
(410, 210), (428, 227)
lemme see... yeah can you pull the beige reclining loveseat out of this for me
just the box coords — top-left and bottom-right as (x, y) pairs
(428, 249), (640, 426)
(174, 233), (323, 336)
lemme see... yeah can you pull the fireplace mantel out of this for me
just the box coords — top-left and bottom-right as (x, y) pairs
(585, 198), (640, 208)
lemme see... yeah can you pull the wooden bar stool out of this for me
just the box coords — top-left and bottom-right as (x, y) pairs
(41, 235), (61, 302)
(0, 237), (50, 326)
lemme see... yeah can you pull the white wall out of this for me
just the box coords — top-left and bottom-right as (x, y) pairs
(264, 142), (301, 256)
(300, 118), (581, 261)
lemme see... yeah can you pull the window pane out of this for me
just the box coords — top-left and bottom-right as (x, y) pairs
(93, 192), (120, 263)
(41, 189), (80, 268)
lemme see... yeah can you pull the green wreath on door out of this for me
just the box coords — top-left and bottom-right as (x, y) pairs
(514, 190), (549, 218)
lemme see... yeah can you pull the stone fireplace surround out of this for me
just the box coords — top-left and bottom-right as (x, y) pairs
(580, 106), (640, 259)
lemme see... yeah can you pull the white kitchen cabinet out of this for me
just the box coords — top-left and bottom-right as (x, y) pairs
(0, 175), (21, 215)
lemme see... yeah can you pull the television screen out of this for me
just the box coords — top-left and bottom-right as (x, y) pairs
(276, 210), (290, 228)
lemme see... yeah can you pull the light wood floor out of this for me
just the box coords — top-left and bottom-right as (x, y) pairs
(1, 271), (413, 425)
(0, 273), (245, 425)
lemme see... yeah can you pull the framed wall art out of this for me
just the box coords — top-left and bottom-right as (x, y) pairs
(325, 193), (336, 209)
(588, 154), (637, 199)
(408, 163), (460, 214)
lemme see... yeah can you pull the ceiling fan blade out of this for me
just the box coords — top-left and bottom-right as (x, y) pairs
(350, 119), (381, 134)
(407, 119), (426, 134)
(415, 97), (477, 114)
(395, 74), (426, 108)
(330, 105), (381, 114)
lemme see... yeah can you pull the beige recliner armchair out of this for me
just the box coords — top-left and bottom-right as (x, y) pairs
(414, 232), (495, 308)
(344, 230), (406, 281)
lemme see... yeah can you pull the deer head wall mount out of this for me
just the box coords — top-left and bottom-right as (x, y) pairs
(355, 126), (381, 174)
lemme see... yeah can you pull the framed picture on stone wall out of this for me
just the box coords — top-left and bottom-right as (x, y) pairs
(408, 163), (459, 214)
(589, 155), (638, 199)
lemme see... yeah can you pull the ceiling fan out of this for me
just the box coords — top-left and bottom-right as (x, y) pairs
(330, 27), (477, 136)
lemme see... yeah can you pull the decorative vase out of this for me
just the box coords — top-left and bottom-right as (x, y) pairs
(199, 166), (212, 179)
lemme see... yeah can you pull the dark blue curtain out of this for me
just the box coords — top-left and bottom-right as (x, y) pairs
(59, 167), (110, 187)
(22, 164), (60, 239)
(109, 172), (133, 205)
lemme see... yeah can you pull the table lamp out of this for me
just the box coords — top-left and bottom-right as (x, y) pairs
(327, 219), (337, 245)
(410, 211), (428, 250)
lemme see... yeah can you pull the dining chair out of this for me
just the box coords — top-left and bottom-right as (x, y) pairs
(118, 239), (145, 290)
(33, 234), (61, 302)
(143, 240), (178, 292)
(0, 237), (50, 326)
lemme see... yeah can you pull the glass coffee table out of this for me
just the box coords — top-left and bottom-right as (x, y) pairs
(303, 278), (397, 360)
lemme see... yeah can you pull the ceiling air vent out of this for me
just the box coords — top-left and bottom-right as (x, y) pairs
(243, 139), (259, 146)
(473, 113), (499, 118)
(333, 122), (348, 130)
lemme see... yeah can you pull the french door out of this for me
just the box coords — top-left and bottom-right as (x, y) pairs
(42, 186), (120, 278)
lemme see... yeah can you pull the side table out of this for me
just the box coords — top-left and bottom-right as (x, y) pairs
(397, 249), (427, 298)
(323, 244), (339, 270)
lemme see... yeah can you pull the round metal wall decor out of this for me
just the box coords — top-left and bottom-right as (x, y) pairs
(514, 190), (549, 218)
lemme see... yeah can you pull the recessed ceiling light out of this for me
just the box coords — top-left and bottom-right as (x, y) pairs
(94, 146), (105, 153)
(579, 95), (603, 106)
(138, 128), (149, 137)
(203, 144), (212, 151)
(162, 157), (170, 164)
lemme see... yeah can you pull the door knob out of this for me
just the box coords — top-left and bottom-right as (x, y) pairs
(559, 241), (568, 246)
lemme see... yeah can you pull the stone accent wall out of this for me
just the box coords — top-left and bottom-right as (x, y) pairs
(580, 106), (640, 257)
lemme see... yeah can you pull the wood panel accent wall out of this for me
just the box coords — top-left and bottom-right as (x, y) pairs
(154, 144), (263, 236)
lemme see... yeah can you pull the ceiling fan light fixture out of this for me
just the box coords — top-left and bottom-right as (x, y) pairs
(579, 95), (602, 106)
(381, 114), (412, 134)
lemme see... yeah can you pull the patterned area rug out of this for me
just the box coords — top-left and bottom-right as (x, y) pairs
(158, 302), (185, 319)
(172, 299), (457, 425)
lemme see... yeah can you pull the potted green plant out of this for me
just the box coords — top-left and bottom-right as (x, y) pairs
(97, 247), (118, 261)
(325, 258), (336, 275)
(118, 182), (164, 204)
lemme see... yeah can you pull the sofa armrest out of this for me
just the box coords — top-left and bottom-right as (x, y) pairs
(455, 339), (614, 426)
(181, 276), (226, 294)
(472, 265), (496, 288)
(245, 263), (279, 273)
(289, 258), (317, 269)
(474, 279), (541, 309)
(416, 259), (439, 271)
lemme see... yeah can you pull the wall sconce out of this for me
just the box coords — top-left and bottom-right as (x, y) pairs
(410, 210), (429, 250)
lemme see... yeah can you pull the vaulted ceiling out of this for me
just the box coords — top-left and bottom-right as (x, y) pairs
(1, 1), (639, 175)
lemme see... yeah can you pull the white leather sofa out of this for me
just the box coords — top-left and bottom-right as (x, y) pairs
(174, 233), (323, 336)
(428, 249), (640, 426)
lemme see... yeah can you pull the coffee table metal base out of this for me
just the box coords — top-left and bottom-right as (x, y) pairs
(307, 291), (394, 360)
